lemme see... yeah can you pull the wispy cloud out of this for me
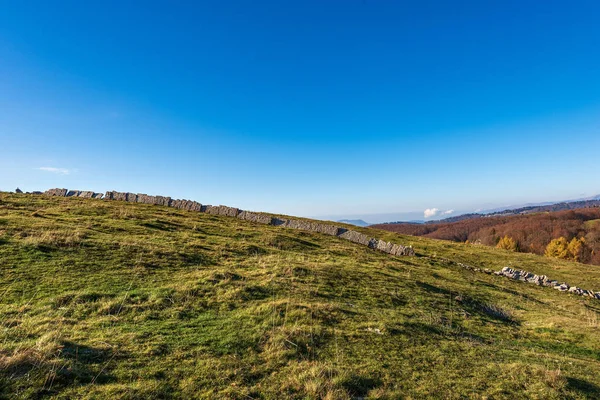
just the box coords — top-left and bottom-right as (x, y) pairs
(424, 208), (439, 218)
(424, 208), (454, 218)
(37, 167), (72, 175)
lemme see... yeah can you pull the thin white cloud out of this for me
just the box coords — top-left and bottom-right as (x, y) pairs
(424, 208), (439, 218)
(442, 209), (455, 215)
(37, 167), (71, 175)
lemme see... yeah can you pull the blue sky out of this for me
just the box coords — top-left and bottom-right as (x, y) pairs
(1, 1), (599, 222)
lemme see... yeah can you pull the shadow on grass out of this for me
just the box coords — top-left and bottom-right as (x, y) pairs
(415, 281), (518, 324)
(341, 374), (381, 397)
(566, 377), (600, 397)
(267, 234), (321, 252)
(0, 341), (119, 398)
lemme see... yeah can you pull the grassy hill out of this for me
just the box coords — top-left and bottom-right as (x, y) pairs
(1, 193), (600, 399)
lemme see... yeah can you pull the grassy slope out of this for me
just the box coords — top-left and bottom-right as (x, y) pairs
(1, 193), (600, 399)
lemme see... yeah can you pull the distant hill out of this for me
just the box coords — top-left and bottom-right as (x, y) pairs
(337, 219), (370, 227)
(382, 197), (600, 225)
(373, 206), (600, 265)
(436, 198), (600, 223)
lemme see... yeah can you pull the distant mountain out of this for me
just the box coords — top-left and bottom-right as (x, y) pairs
(337, 219), (370, 227)
(433, 198), (600, 224)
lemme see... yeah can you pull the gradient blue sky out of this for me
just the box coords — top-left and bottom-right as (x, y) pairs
(1, 1), (599, 222)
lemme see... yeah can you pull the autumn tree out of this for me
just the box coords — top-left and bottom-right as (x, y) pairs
(496, 235), (517, 251)
(545, 237), (569, 259)
(567, 237), (586, 262)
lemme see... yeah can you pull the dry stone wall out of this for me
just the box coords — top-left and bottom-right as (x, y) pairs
(45, 188), (103, 199)
(495, 266), (600, 300)
(41, 188), (415, 258)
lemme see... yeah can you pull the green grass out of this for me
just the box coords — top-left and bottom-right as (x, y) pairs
(1, 193), (600, 399)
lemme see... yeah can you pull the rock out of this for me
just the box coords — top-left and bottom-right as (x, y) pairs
(32, 191), (42, 195)
(45, 188), (68, 197)
(15, 188), (23, 193)
(206, 205), (240, 217)
(271, 218), (287, 226)
(105, 191), (127, 201)
(153, 196), (171, 206)
(338, 230), (372, 246)
(555, 284), (569, 292)
(77, 191), (95, 198)
(376, 240), (394, 253)
(237, 211), (273, 225)
(136, 194), (155, 204)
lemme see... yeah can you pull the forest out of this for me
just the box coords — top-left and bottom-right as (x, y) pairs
(373, 207), (600, 265)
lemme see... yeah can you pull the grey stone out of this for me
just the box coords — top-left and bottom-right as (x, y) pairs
(206, 205), (241, 217)
(44, 188), (68, 197)
(271, 218), (287, 226)
(237, 211), (273, 225)
(338, 230), (372, 246)
(15, 188), (23, 193)
(78, 191), (95, 198)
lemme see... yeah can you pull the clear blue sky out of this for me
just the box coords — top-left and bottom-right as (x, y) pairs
(1, 1), (599, 222)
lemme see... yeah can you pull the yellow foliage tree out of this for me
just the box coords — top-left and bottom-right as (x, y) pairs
(567, 237), (585, 262)
(545, 237), (569, 259)
(496, 235), (517, 251)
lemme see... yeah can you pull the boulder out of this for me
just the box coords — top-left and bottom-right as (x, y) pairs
(77, 191), (95, 198)
(45, 188), (68, 197)
(555, 284), (570, 292)
(338, 230), (372, 246)
(106, 191), (128, 201)
(136, 194), (155, 204)
(206, 205), (240, 217)
(154, 196), (172, 207)
(15, 188), (23, 193)
(237, 211), (273, 225)
(377, 240), (394, 253)
(172, 199), (202, 211)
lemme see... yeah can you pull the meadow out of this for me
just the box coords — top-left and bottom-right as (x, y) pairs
(1, 193), (600, 399)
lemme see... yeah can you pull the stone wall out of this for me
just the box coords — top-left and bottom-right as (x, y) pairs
(45, 188), (103, 199)
(41, 188), (415, 258)
(495, 266), (600, 299)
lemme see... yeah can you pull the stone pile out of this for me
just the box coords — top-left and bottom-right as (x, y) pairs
(40, 188), (415, 258)
(495, 266), (600, 300)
